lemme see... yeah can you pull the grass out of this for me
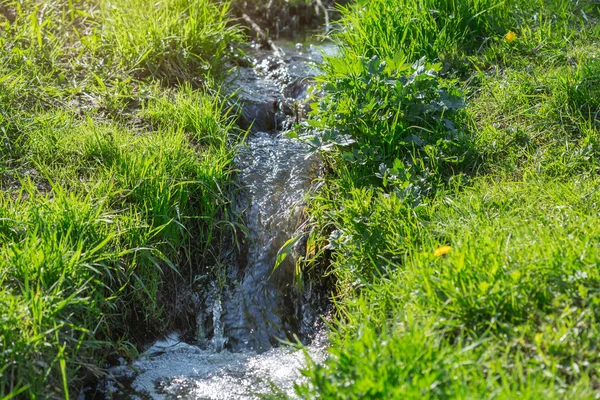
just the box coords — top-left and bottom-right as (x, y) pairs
(0, 0), (242, 397)
(295, 0), (600, 398)
(301, 178), (600, 398)
(3, 0), (600, 397)
(331, 0), (598, 73)
(100, 0), (242, 83)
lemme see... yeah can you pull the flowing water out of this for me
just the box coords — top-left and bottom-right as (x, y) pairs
(96, 36), (335, 400)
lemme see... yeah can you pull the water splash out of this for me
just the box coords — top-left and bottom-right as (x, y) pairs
(211, 297), (226, 352)
(103, 332), (327, 399)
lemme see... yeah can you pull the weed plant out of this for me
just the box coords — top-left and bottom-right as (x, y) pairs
(297, 0), (600, 397)
(294, 54), (470, 206)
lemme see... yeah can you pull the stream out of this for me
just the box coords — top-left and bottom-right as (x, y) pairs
(95, 36), (336, 400)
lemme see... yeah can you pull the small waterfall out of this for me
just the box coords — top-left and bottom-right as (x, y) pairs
(220, 131), (321, 352)
(211, 297), (226, 352)
(100, 36), (335, 400)
(209, 35), (336, 353)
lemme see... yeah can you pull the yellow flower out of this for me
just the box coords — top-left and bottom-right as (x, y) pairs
(434, 245), (452, 257)
(504, 31), (517, 43)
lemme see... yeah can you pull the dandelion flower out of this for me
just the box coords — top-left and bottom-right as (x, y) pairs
(505, 31), (517, 43)
(434, 245), (452, 257)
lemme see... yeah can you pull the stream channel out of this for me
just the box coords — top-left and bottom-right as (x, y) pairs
(98, 35), (337, 399)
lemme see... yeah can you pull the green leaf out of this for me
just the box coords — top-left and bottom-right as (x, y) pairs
(272, 234), (305, 274)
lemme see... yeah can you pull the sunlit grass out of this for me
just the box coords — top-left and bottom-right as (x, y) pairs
(0, 0), (242, 397)
(301, 177), (600, 398)
(0, 89), (239, 398)
(330, 0), (598, 73)
(100, 0), (243, 83)
(298, 0), (600, 397)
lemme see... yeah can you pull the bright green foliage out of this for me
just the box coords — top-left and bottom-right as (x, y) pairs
(0, 0), (242, 94)
(473, 58), (600, 178)
(334, 0), (598, 71)
(299, 0), (600, 398)
(0, 0), (242, 398)
(301, 179), (600, 399)
(101, 0), (243, 82)
(299, 54), (469, 205)
(0, 91), (238, 399)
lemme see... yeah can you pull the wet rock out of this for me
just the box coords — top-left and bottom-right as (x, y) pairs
(283, 77), (314, 101)
(226, 67), (281, 132)
(225, 40), (335, 132)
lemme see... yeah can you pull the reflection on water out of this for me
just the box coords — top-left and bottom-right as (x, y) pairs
(222, 132), (321, 352)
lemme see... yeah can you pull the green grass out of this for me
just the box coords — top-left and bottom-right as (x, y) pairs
(472, 59), (600, 178)
(100, 0), (242, 83)
(296, 0), (600, 398)
(0, 0), (242, 397)
(300, 178), (600, 398)
(330, 0), (598, 73)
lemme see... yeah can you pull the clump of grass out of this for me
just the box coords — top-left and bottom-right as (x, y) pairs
(0, 0), (242, 112)
(100, 0), (243, 83)
(567, 60), (600, 122)
(471, 57), (600, 178)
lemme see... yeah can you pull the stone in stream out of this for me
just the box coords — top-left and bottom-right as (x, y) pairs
(226, 40), (326, 132)
(227, 64), (282, 132)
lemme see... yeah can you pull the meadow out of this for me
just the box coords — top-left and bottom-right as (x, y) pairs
(296, 0), (600, 398)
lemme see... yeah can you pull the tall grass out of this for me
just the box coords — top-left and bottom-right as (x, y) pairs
(331, 0), (596, 71)
(100, 0), (243, 83)
(0, 0), (243, 397)
(0, 90), (239, 398)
